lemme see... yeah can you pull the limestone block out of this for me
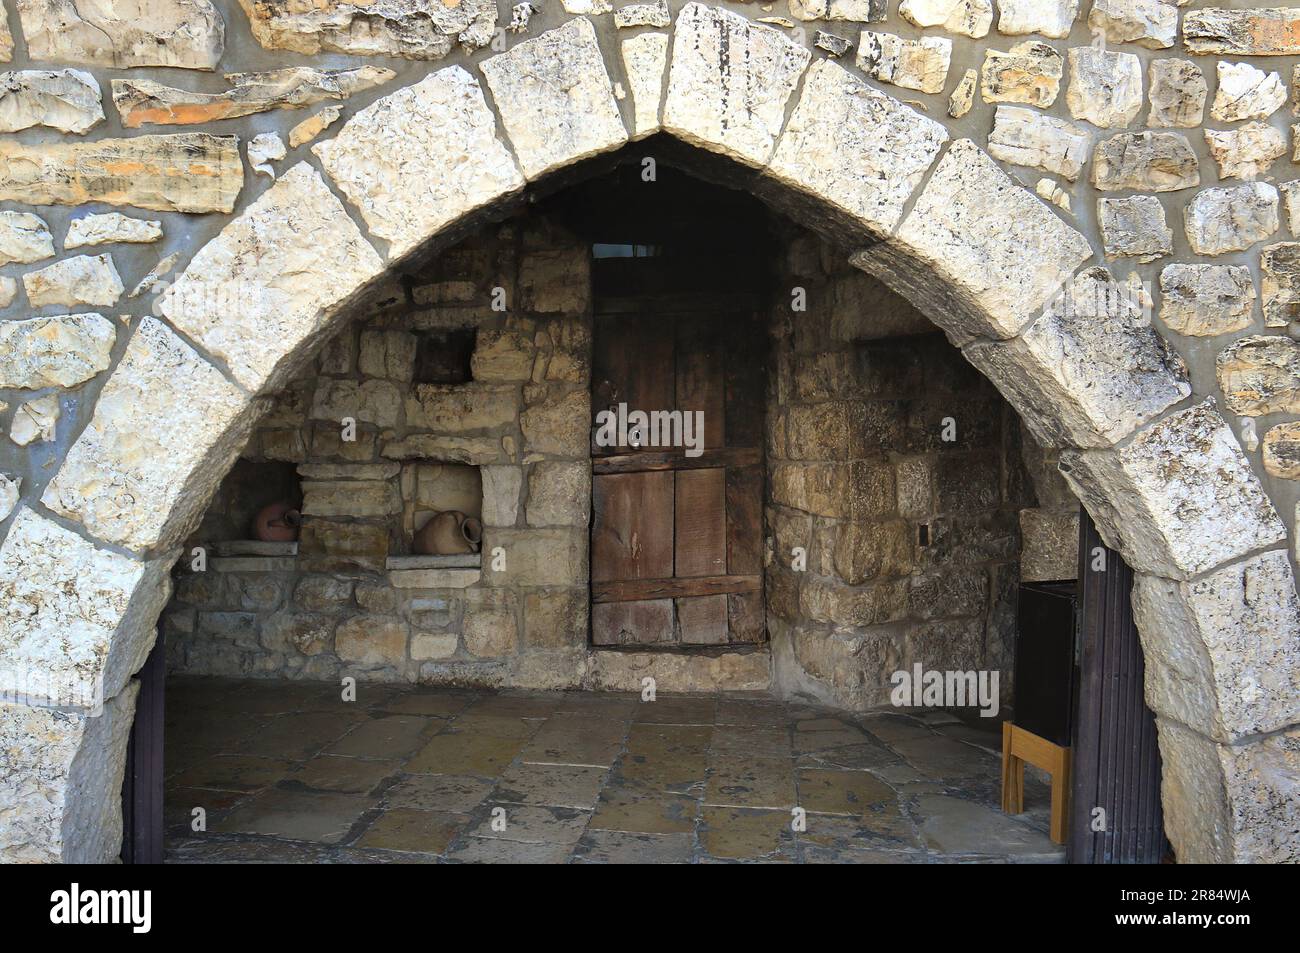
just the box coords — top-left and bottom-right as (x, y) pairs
(1184, 7), (1300, 56)
(996, 0), (1080, 38)
(615, 0), (671, 28)
(621, 33), (669, 139)
(41, 318), (254, 553)
(1204, 122), (1286, 180)
(520, 388), (590, 456)
(1211, 61), (1285, 122)
(464, 590), (518, 658)
(588, 647), (770, 693)
(0, 10), (10, 62)
(0, 475), (17, 522)
(1098, 195), (1172, 262)
(481, 466), (523, 526)
(10, 395), (59, 446)
(302, 480), (400, 518)
(833, 520), (914, 584)
(23, 254), (122, 308)
(315, 67), (523, 260)
(1087, 0), (1176, 49)
(335, 615), (408, 667)
(769, 60), (947, 235)
(0, 508), (169, 708)
(1091, 131), (1199, 193)
(16, 0), (223, 69)
(899, 0), (992, 39)
(0, 69), (102, 133)
(663, 4), (810, 166)
(358, 329), (416, 381)
(480, 18), (627, 179)
(404, 383), (516, 432)
(1158, 264), (1256, 337)
(65, 213), (162, 249)
(1262, 422), (1300, 479)
(471, 329), (534, 381)
(1261, 241), (1300, 329)
(158, 163), (384, 393)
(411, 632), (457, 660)
(1215, 335), (1300, 417)
(1058, 400), (1286, 578)
(520, 247), (590, 314)
(1066, 47), (1143, 129)
(987, 105), (1089, 181)
(948, 67), (977, 117)
(313, 379), (402, 428)
(1018, 508), (1079, 582)
(1147, 58), (1206, 128)
(0, 210), (53, 265)
(979, 41), (1062, 107)
(523, 588), (587, 648)
(856, 31), (950, 95)
(289, 106), (341, 148)
(482, 528), (586, 586)
(0, 313), (115, 390)
(237, 0), (497, 58)
(815, 31), (854, 57)
(1135, 551), (1300, 742)
(526, 460), (591, 527)
(1184, 183), (1278, 256)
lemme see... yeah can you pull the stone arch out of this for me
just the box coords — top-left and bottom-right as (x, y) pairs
(0, 3), (1295, 864)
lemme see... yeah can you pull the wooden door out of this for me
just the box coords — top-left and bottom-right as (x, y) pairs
(590, 298), (766, 646)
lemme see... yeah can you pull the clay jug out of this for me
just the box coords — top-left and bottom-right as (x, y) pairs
(252, 501), (301, 542)
(414, 510), (482, 556)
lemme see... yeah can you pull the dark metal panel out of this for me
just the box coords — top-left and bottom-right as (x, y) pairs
(120, 634), (165, 864)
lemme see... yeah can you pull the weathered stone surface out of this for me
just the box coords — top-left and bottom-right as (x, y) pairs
(1147, 58), (1206, 128)
(23, 254), (123, 308)
(0, 134), (241, 213)
(1262, 422), (1300, 478)
(485, 528), (586, 587)
(997, 0), (1080, 37)
(482, 18), (626, 180)
(16, 0), (223, 69)
(1059, 400), (1286, 578)
(987, 105), (1088, 181)
(1066, 47), (1142, 128)
(1204, 122), (1285, 181)
(0, 211), (54, 265)
(113, 66), (391, 127)
(41, 317), (253, 553)
(788, 0), (885, 22)
(522, 588), (586, 649)
(238, 0), (496, 59)
(948, 67), (976, 117)
(65, 213), (162, 249)
(404, 383), (516, 431)
(814, 31), (853, 57)
(1159, 264), (1256, 337)
(1261, 241), (1300, 329)
(0, 684), (138, 863)
(856, 31), (950, 95)
(965, 267), (1189, 448)
(1216, 335), (1300, 417)
(1034, 177), (1070, 211)
(1184, 7), (1300, 57)
(335, 615), (407, 668)
(0, 277), (14, 308)
(302, 480), (400, 518)
(979, 41), (1062, 107)
(289, 106), (340, 148)
(526, 461), (590, 527)
(1098, 195), (1172, 262)
(0, 313), (115, 390)
(0, 10), (11, 62)
(314, 379), (402, 428)
(1135, 551), (1300, 742)
(410, 631), (457, 660)
(521, 388), (590, 457)
(9, 395), (57, 447)
(616, 0), (670, 27)
(464, 591), (518, 658)
(1283, 180), (1300, 238)
(382, 434), (511, 465)
(857, 140), (1092, 342)
(159, 163), (383, 393)
(1091, 131), (1199, 193)
(589, 646), (770, 693)
(247, 132), (285, 178)
(358, 329), (416, 381)
(1088, 0), (1176, 49)
(899, 0), (991, 38)
(1184, 183), (1278, 256)
(664, 4), (809, 166)
(316, 68), (522, 260)
(1019, 508), (1079, 582)
(481, 465), (523, 527)
(621, 33), (668, 139)
(1211, 61), (1285, 122)
(0, 475), (17, 522)
(0, 508), (169, 707)
(0, 69), (103, 133)
(833, 520), (913, 584)
(769, 60), (947, 235)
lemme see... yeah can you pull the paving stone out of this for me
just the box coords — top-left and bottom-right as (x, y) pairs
(700, 806), (796, 860)
(169, 754), (293, 793)
(573, 829), (694, 863)
(216, 789), (375, 844)
(797, 768), (896, 815)
(405, 731), (524, 776)
(385, 774), (493, 813)
(446, 836), (573, 863)
(355, 808), (468, 853)
(465, 803), (591, 844)
(326, 715), (434, 760)
(590, 788), (697, 834)
(799, 807), (921, 852)
(238, 711), (361, 761)
(913, 794), (1059, 855)
(495, 762), (607, 809)
(705, 756), (797, 808)
(290, 755), (401, 794)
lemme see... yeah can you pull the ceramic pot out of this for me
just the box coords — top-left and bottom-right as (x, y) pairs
(252, 501), (301, 542)
(414, 510), (482, 556)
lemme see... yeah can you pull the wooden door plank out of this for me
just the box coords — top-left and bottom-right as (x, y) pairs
(677, 594), (729, 645)
(675, 467), (726, 577)
(724, 313), (765, 449)
(593, 573), (761, 603)
(592, 447), (760, 474)
(592, 315), (674, 455)
(676, 320), (726, 450)
(591, 471), (674, 582)
(593, 599), (676, 645)
(725, 465), (763, 575)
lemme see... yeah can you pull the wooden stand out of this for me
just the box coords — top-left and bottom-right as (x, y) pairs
(1002, 721), (1071, 845)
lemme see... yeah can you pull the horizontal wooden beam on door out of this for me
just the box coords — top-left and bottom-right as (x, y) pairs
(591, 447), (761, 474)
(592, 573), (762, 603)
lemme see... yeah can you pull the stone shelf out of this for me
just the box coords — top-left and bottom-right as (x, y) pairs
(385, 554), (481, 570)
(212, 540), (299, 557)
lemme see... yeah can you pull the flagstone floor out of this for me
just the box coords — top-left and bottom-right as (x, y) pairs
(163, 676), (1063, 864)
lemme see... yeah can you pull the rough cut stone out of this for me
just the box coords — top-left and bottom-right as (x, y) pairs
(621, 33), (669, 139)
(0, 134), (241, 213)
(1261, 241), (1300, 328)
(979, 41), (1062, 107)
(10, 395), (59, 446)
(1059, 400), (1286, 578)
(856, 31), (950, 95)
(526, 461), (590, 527)
(247, 132), (285, 178)
(1091, 131), (1199, 193)
(814, 31), (853, 57)
(238, 0), (496, 59)
(0, 508), (169, 708)
(0, 313), (115, 390)
(856, 140), (1092, 342)
(65, 213), (162, 249)
(789, 0), (886, 22)
(615, 0), (670, 27)
(23, 254), (123, 308)
(112, 66), (392, 127)
(313, 379), (401, 428)
(0, 11), (11, 62)
(0, 277), (14, 307)
(316, 67), (522, 259)
(1019, 508), (1079, 582)
(1066, 47), (1143, 128)
(996, 0), (1080, 38)
(335, 616), (407, 667)
(1262, 421), (1300, 478)
(481, 18), (627, 179)
(769, 60), (947, 235)
(1184, 7), (1300, 56)
(41, 317), (253, 553)
(159, 163), (383, 393)
(289, 106), (340, 148)
(1211, 61), (1285, 122)
(1282, 180), (1300, 237)
(987, 105), (1088, 181)
(664, 4), (809, 167)
(1147, 58), (1206, 128)
(1035, 177), (1070, 211)
(16, 0), (223, 69)
(948, 67), (977, 117)
(0, 210), (54, 265)
(965, 267), (1189, 448)
(1159, 264), (1256, 337)
(899, 0), (991, 38)
(1088, 0), (1177, 49)
(0, 69), (103, 133)
(1184, 182), (1278, 256)
(481, 465), (522, 526)
(0, 475), (17, 522)
(1204, 122), (1285, 180)
(1098, 195), (1172, 262)
(1216, 335), (1300, 417)
(1134, 551), (1300, 741)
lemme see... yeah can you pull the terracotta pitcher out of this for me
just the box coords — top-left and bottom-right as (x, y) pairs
(414, 510), (483, 556)
(252, 501), (301, 542)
